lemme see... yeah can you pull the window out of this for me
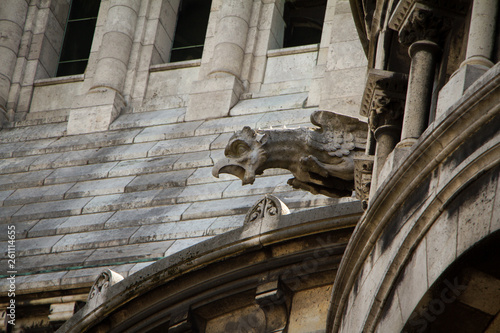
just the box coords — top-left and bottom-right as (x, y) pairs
(56, 0), (100, 76)
(170, 0), (212, 62)
(283, 0), (326, 48)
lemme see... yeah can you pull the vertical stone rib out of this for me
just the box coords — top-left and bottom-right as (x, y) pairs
(0, 0), (28, 117)
(209, 0), (253, 79)
(91, 0), (141, 94)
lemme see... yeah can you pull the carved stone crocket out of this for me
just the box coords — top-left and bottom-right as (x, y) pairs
(212, 111), (367, 197)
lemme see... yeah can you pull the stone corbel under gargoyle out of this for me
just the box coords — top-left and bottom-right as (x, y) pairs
(213, 111), (368, 198)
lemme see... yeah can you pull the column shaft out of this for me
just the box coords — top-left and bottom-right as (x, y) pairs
(209, 0), (253, 78)
(464, 0), (499, 67)
(91, 0), (141, 94)
(401, 41), (440, 142)
(374, 126), (400, 171)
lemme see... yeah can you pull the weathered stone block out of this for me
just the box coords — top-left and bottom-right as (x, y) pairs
(52, 227), (139, 252)
(17, 235), (63, 256)
(65, 177), (135, 199)
(104, 204), (191, 228)
(5, 183), (74, 206)
(44, 162), (119, 185)
(124, 169), (194, 192)
(108, 156), (178, 177)
(57, 212), (114, 234)
(12, 197), (92, 222)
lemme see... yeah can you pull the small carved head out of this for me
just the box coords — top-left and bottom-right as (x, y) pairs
(213, 126), (268, 185)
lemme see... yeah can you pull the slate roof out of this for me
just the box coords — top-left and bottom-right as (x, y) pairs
(0, 92), (351, 295)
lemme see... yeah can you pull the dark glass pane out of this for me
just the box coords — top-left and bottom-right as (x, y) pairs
(57, 0), (100, 76)
(69, 0), (100, 20)
(170, 0), (212, 62)
(56, 60), (88, 77)
(170, 46), (204, 62)
(59, 18), (97, 62)
(283, 0), (326, 48)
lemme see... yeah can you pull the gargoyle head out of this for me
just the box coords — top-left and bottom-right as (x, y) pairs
(212, 126), (268, 185)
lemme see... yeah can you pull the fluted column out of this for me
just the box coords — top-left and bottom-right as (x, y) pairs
(0, 0), (28, 122)
(67, 0), (141, 135)
(397, 7), (448, 145)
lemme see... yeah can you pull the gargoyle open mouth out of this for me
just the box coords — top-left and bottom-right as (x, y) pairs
(212, 158), (256, 185)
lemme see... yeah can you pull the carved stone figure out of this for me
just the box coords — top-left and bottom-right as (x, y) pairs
(213, 111), (367, 197)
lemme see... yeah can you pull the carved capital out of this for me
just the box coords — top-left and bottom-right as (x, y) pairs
(361, 70), (407, 136)
(368, 93), (404, 133)
(389, 0), (468, 33)
(399, 7), (451, 45)
(354, 156), (374, 209)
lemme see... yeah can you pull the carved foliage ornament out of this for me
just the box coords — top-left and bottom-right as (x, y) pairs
(398, 7), (451, 45)
(368, 93), (404, 133)
(245, 194), (290, 224)
(213, 111), (367, 198)
(88, 269), (124, 302)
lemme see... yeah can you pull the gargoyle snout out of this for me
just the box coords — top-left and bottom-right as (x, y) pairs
(212, 158), (256, 185)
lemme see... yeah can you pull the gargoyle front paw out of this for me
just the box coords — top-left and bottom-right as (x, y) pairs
(299, 156), (329, 178)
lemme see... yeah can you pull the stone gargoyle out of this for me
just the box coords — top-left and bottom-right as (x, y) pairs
(212, 111), (367, 197)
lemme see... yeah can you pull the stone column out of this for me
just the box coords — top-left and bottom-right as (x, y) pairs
(67, 0), (141, 134)
(186, 0), (253, 121)
(463, 0), (498, 69)
(359, 69), (407, 204)
(436, 0), (499, 115)
(209, 1), (252, 78)
(0, 0), (28, 122)
(370, 95), (404, 172)
(397, 7), (447, 145)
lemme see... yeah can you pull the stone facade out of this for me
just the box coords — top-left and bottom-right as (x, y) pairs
(0, 0), (499, 332)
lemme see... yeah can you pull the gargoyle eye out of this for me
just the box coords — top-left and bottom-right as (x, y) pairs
(227, 140), (250, 157)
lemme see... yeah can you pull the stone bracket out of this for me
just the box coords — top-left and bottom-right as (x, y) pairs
(168, 308), (204, 333)
(255, 279), (291, 332)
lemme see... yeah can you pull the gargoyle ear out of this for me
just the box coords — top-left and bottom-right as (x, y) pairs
(240, 126), (256, 140)
(257, 132), (268, 144)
